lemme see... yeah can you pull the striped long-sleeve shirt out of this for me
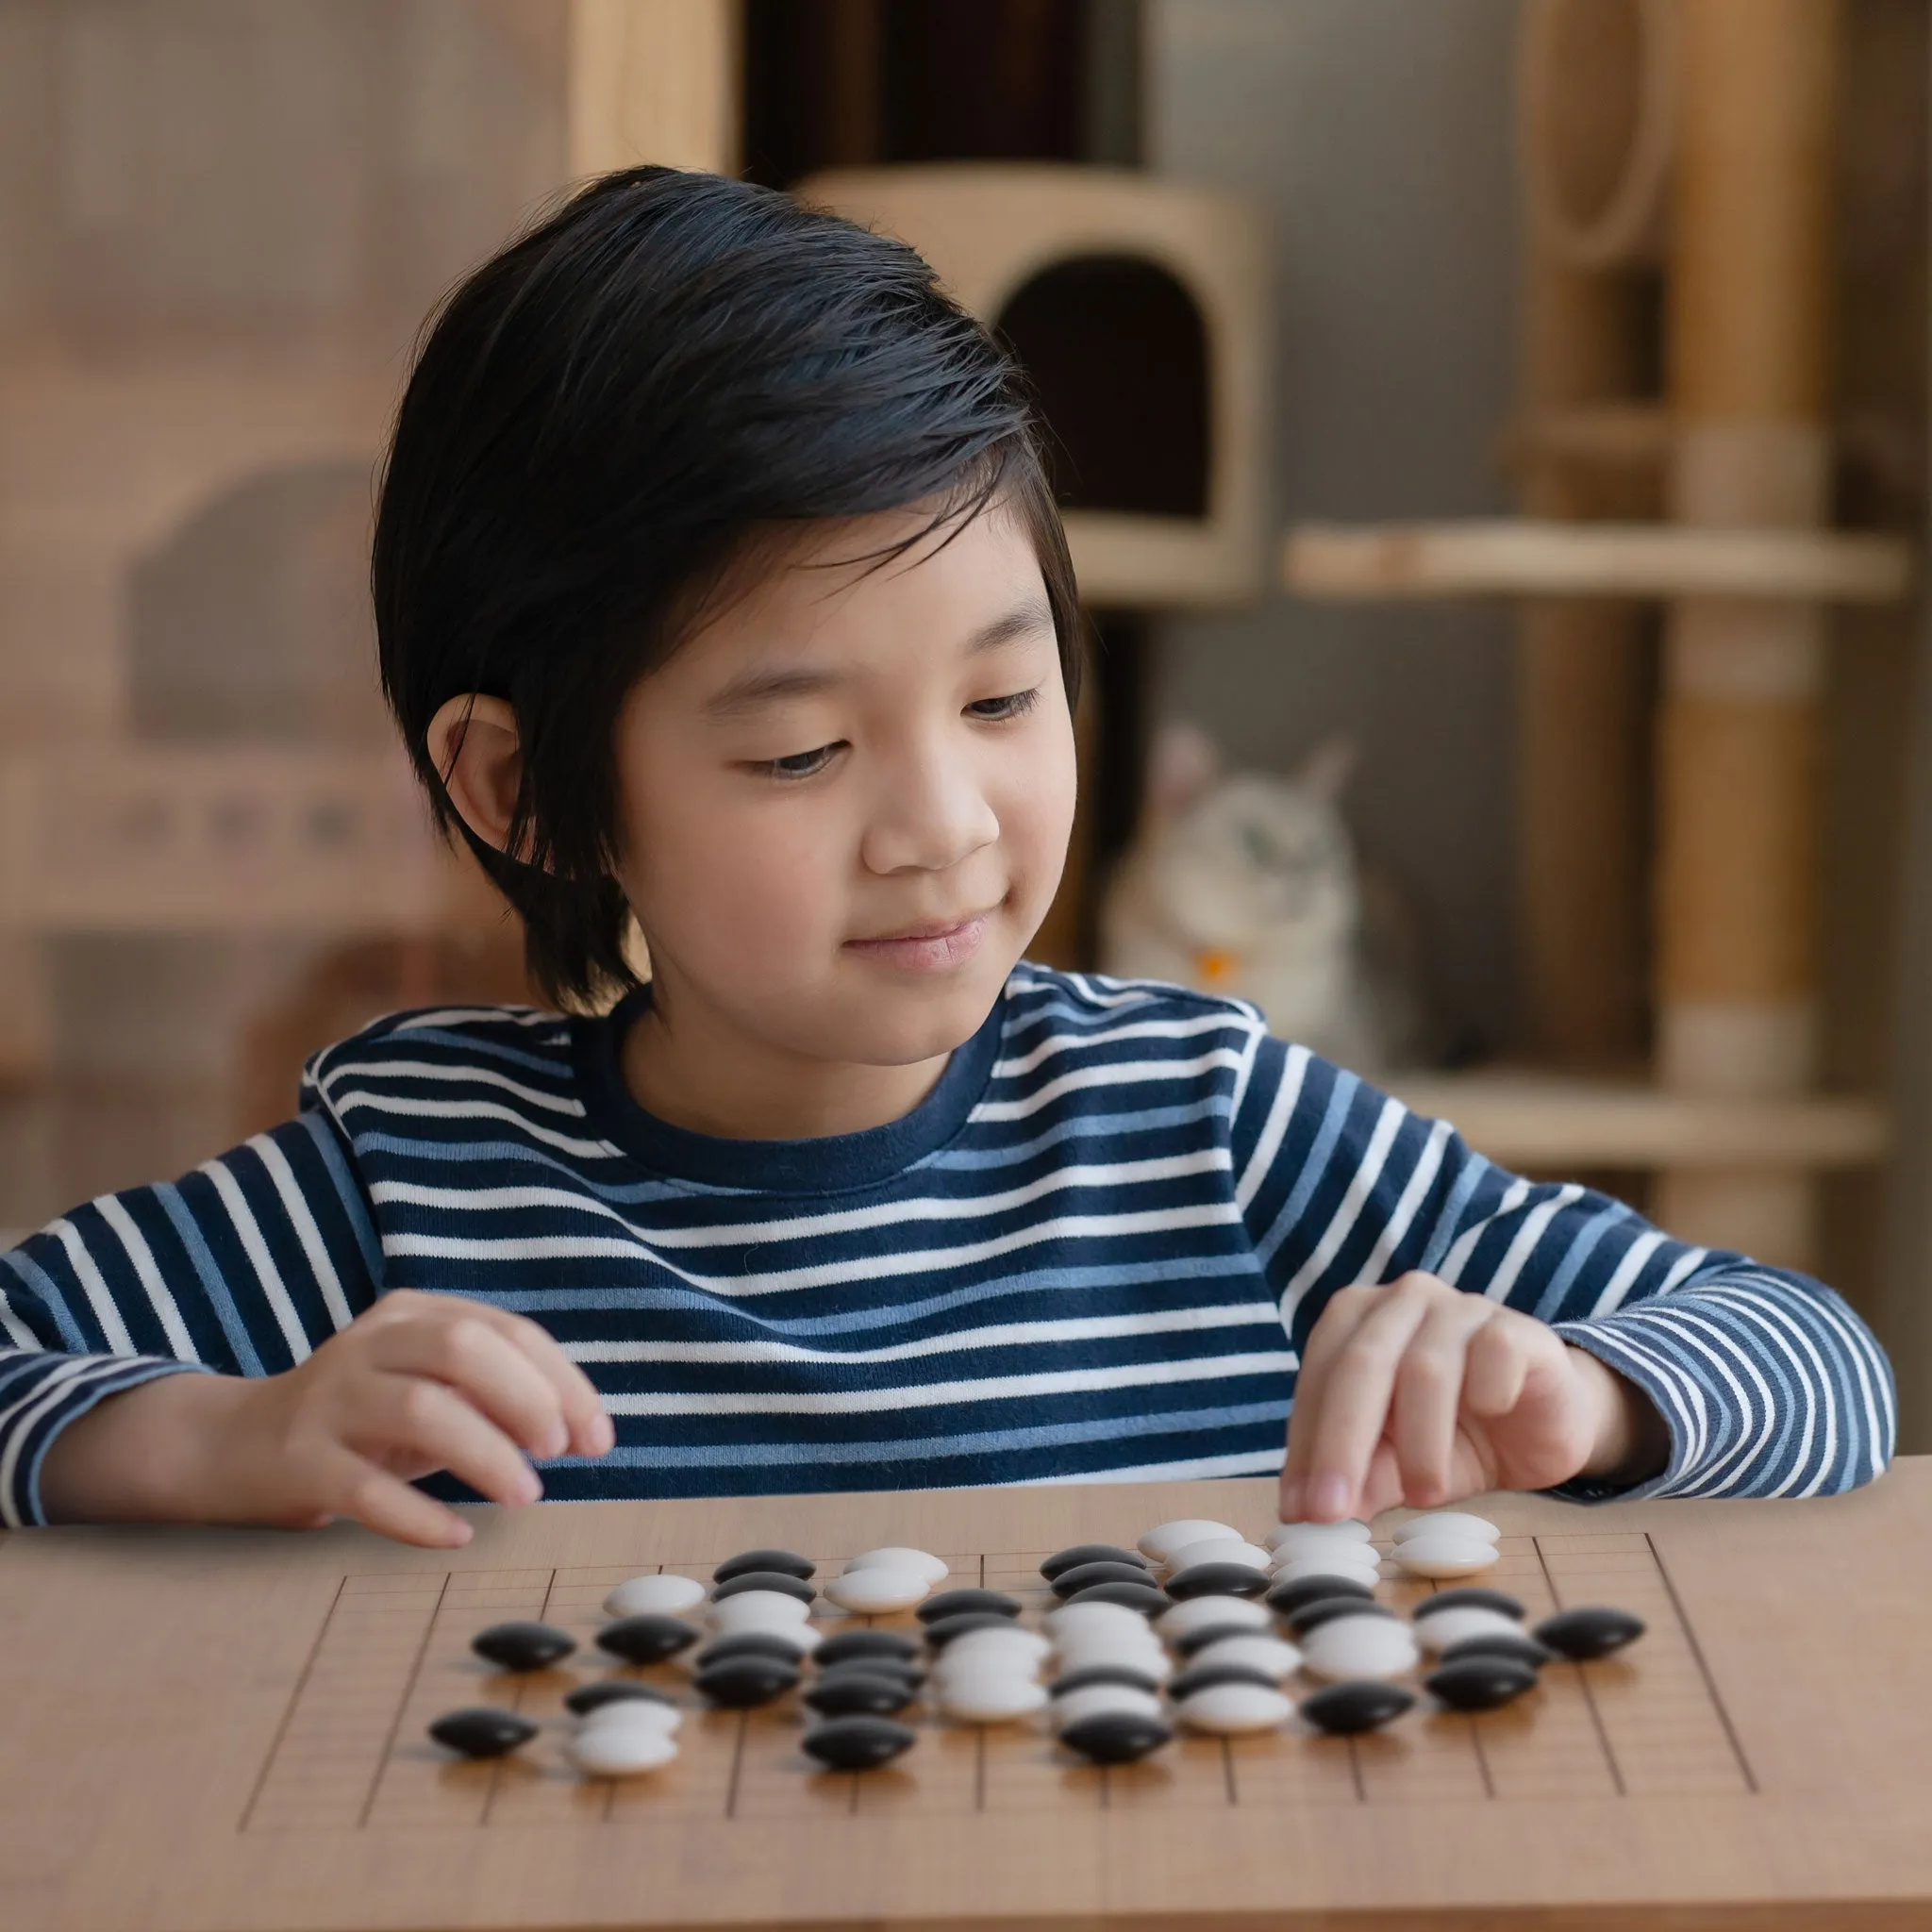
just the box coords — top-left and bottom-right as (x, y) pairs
(0, 967), (1895, 1527)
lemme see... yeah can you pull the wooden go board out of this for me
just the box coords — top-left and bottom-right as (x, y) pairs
(6, 1463), (1932, 1930)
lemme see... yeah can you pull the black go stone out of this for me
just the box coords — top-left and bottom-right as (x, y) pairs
(924, 1610), (1027, 1650)
(1172, 1621), (1269, 1659)
(693, 1656), (800, 1708)
(1535, 1606), (1646, 1661)
(563, 1680), (678, 1717)
(1286, 1597), (1398, 1639)
(696, 1632), (809, 1671)
(428, 1707), (539, 1758)
(709, 1570), (816, 1606)
(803, 1670), (916, 1718)
(472, 1621), (576, 1673)
(1440, 1632), (1557, 1672)
(1058, 1709), (1172, 1765)
(1050, 1559), (1157, 1599)
(597, 1614), (700, 1666)
(816, 1628), (921, 1669)
(916, 1588), (1021, 1624)
(1418, 1586), (1524, 1622)
(1061, 1580), (1169, 1615)
(1424, 1656), (1540, 1712)
(1169, 1660), (1279, 1700)
(1048, 1662), (1164, 1698)
(1267, 1574), (1375, 1619)
(818, 1655), (925, 1685)
(1164, 1560), (1270, 1602)
(1040, 1543), (1149, 1583)
(1299, 1681), (1417, 1736)
(802, 1715), (917, 1772)
(712, 1548), (815, 1584)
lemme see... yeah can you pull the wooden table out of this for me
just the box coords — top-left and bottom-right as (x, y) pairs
(5, 1460), (1929, 1931)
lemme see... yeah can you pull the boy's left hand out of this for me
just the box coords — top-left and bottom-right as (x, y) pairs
(1277, 1273), (1670, 1524)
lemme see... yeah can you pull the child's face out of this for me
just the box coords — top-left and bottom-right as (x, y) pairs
(613, 501), (1077, 1070)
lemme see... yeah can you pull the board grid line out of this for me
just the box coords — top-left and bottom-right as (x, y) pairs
(1531, 1531), (1625, 1797)
(1642, 1529), (1757, 1793)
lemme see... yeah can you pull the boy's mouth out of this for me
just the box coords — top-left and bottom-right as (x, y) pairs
(845, 909), (995, 973)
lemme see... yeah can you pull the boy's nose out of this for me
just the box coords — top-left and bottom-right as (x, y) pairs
(859, 754), (1000, 875)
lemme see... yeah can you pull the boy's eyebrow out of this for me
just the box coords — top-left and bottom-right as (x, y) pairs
(702, 595), (1055, 717)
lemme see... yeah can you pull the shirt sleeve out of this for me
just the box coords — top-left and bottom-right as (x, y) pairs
(0, 1104), (383, 1528)
(1228, 1034), (1897, 1500)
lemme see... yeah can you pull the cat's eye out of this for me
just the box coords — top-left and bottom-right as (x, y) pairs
(1241, 824), (1279, 869)
(967, 688), (1041, 721)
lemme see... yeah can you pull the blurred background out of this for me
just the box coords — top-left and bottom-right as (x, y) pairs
(0, 0), (1927, 1441)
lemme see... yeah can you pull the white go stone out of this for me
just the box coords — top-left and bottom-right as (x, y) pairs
(1162, 1537), (1274, 1574)
(1049, 1685), (1165, 1732)
(1051, 1640), (1170, 1683)
(1137, 1519), (1241, 1564)
(675, 1620), (819, 1670)
(1392, 1535), (1501, 1580)
(936, 1668), (1049, 1724)
(939, 1626), (1052, 1669)
(566, 1724), (680, 1776)
(1044, 1599), (1156, 1640)
(708, 1589), (814, 1633)
(1264, 1520), (1372, 1555)
(1392, 1511), (1499, 1546)
(602, 1574), (708, 1619)
(821, 1567), (931, 1614)
(1176, 1683), (1295, 1735)
(1154, 1593), (1273, 1641)
(1189, 1633), (1303, 1681)
(1300, 1615), (1420, 1682)
(1269, 1552), (1383, 1590)
(1411, 1606), (1523, 1654)
(843, 1546), (949, 1583)
(579, 1699), (683, 1738)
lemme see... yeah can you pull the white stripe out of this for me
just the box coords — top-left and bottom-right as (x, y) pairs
(47, 1222), (135, 1356)
(567, 1300), (1283, 1369)
(370, 1150), (1229, 1245)
(1021, 1445), (1286, 1486)
(599, 1349), (1295, 1417)
(0, 1356), (146, 1527)
(1612, 1305), (1774, 1498)
(1566, 1324), (1710, 1480)
(329, 1091), (618, 1159)
(1715, 1289), (1828, 1498)
(993, 1011), (1239, 1079)
(1435, 1178), (1533, 1287)
(93, 1195), (199, 1361)
(383, 1201), (1243, 1296)
(1277, 1097), (1407, 1325)
(248, 1134), (355, 1334)
(1352, 1117), (1453, 1290)
(1759, 1269), (1892, 1479)
(320, 1058), (585, 1117)
(1479, 1184), (1586, 1306)
(198, 1161), (314, 1365)
(390, 1007), (563, 1032)
(974, 1048), (1246, 1123)
(1235, 1042), (1309, 1211)
(1587, 1228), (1667, 1319)
(0, 1287), (41, 1349)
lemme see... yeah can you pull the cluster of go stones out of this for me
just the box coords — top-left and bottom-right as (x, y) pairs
(426, 1515), (1647, 1780)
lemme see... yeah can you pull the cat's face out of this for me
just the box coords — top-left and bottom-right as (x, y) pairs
(1149, 774), (1359, 951)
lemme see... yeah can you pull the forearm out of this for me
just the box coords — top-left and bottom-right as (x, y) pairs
(35, 1369), (249, 1526)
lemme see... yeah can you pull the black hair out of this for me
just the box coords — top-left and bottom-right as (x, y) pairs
(373, 165), (1082, 1009)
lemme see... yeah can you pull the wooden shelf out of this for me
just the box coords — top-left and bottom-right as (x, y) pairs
(1383, 1069), (1890, 1172)
(1283, 519), (1914, 604)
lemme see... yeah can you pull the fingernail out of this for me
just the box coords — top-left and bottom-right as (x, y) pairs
(1310, 1474), (1349, 1522)
(1278, 1475), (1306, 1520)
(517, 1468), (543, 1506)
(541, 1421), (568, 1459)
(591, 1413), (615, 1455)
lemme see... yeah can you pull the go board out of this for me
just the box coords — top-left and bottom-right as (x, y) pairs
(5, 1463), (1932, 1930)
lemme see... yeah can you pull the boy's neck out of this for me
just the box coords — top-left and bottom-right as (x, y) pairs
(618, 976), (956, 1142)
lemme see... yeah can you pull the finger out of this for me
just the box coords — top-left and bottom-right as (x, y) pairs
(1463, 1312), (1537, 1419)
(1391, 1294), (1496, 1507)
(1357, 1437), (1407, 1522)
(310, 1441), (475, 1549)
(1299, 1280), (1441, 1521)
(1281, 1286), (1380, 1518)
(371, 1310), (575, 1460)
(346, 1373), (545, 1510)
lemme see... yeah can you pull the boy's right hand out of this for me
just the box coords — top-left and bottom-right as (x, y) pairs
(38, 1291), (614, 1547)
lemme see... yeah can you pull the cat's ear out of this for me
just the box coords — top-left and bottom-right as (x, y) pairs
(1144, 723), (1221, 821)
(1297, 736), (1358, 804)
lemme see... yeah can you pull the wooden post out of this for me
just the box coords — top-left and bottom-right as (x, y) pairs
(569, 0), (742, 178)
(1652, 0), (1842, 1266)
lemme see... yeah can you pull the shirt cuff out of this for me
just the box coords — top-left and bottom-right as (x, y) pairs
(1, 1355), (213, 1529)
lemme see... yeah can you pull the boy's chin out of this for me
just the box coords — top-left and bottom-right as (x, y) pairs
(822, 963), (1012, 1067)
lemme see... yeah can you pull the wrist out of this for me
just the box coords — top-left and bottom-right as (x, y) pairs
(1567, 1344), (1671, 1487)
(38, 1370), (255, 1524)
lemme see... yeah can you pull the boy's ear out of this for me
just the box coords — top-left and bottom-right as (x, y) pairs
(426, 694), (526, 859)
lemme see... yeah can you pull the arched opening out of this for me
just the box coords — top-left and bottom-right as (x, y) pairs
(994, 255), (1209, 519)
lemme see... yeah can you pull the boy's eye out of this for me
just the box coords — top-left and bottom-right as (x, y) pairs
(967, 688), (1041, 721)
(760, 742), (842, 779)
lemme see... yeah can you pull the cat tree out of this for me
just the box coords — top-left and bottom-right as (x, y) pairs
(1284, 0), (1907, 1271)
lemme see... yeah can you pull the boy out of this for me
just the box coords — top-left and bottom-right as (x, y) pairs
(1, 169), (1895, 1546)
